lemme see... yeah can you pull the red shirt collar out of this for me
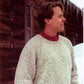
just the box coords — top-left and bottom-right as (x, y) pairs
(40, 31), (59, 41)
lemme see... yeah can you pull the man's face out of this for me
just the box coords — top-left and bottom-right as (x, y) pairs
(47, 6), (66, 33)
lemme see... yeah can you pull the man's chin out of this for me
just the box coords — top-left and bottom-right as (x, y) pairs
(60, 27), (65, 32)
(54, 27), (65, 33)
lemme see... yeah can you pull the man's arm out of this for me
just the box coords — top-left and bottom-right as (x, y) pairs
(14, 41), (37, 84)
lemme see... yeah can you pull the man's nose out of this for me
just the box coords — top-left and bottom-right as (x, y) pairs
(63, 17), (66, 22)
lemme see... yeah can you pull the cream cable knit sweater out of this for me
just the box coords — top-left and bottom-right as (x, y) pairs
(14, 34), (78, 84)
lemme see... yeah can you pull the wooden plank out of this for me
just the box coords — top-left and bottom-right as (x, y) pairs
(1, 68), (15, 82)
(0, 40), (25, 48)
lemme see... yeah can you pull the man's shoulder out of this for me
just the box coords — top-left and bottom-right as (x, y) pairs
(25, 34), (41, 46)
(29, 34), (41, 42)
(22, 34), (40, 50)
(59, 35), (72, 46)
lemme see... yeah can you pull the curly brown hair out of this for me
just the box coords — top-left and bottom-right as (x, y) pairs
(37, 1), (64, 30)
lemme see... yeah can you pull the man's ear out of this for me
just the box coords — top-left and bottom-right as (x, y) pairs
(44, 18), (51, 24)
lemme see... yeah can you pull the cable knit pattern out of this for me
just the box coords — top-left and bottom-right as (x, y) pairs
(14, 34), (78, 84)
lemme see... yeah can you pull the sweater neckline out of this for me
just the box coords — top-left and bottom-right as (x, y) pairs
(40, 31), (59, 41)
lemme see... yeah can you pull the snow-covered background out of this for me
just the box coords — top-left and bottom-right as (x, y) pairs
(70, 1), (84, 84)
(74, 43), (84, 84)
(69, 0), (84, 9)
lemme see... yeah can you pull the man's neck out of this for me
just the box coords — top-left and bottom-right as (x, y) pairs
(44, 28), (57, 37)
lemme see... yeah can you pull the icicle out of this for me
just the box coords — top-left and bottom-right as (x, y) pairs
(76, 8), (79, 20)
(69, 2), (72, 14)
(65, 0), (67, 6)
(73, 4), (75, 12)
(83, 8), (84, 42)
(67, 0), (69, 12)
(63, 0), (66, 5)
(61, 0), (63, 3)
(69, 2), (72, 10)
(72, 5), (75, 12)
(67, 0), (69, 6)
(63, 0), (65, 3)
(81, 8), (83, 17)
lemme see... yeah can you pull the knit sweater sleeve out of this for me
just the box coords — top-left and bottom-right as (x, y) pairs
(71, 45), (79, 84)
(62, 36), (79, 84)
(14, 40), (37, 84)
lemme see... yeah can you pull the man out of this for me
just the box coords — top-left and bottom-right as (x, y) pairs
(14, 1), (78, 84)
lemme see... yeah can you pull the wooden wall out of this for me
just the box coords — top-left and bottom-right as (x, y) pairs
(0, 0), (25, 83)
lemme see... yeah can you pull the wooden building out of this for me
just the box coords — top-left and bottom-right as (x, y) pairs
(0, 0), (25, 84)
(0, 0), (83, 84)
